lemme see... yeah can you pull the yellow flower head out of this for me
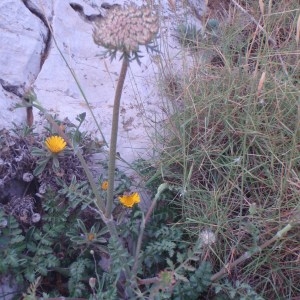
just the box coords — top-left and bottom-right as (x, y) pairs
(45, 135), (67, 154)
(87, 233), (95, 241)
(118, 192), (140, 208)
(101, 180), (109, 191)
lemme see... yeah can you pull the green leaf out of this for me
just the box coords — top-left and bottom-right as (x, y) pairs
(90, 222), (100, 233)
(25, 269), (36, 282)
(97, 237), (107, 244)
(76, 112), (86, 123)
(77, 219), (87, 233)
(31, 147), (46, 156)
(10, 235), (25, 244)
(188, 255), (199, 262)
(37, 265), (48, 276)
(33, 159), (49, 176)
(52, 156), (60, 169)
(0, 236), (10, 248)
(36, 246), (52, 255)
(174, 273), (189, 283)
(98, 226), (109, 236)
(177, 252), (184, 264)
(166, 258), (174, 269)
(183, 264), (196, 272)
(27, 241), (37, 252)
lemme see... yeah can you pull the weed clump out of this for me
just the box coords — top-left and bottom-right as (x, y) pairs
(156, 0), (300, 297)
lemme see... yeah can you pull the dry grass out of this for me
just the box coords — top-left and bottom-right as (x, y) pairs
(155, 0), (300, 297)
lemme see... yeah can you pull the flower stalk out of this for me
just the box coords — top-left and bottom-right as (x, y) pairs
(93, 3), (158, 219)
(132, 183), (169, 276)
(105, 57), (129, 219)
(22, 3), (158, 295)
(91, 3), (159, 292)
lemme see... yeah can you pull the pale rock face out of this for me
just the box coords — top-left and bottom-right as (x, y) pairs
(0, 0), (48, 87)
(0, 0), (205, 162)
(0, 87), (27, 127)
(0, 0), (48, 126)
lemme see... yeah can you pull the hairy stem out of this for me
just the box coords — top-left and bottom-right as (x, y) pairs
(132, 183), (169, 276)
(106, 57), (129, 219)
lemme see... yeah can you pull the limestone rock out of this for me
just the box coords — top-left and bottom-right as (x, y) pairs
(0, 0), (205, 162)
(0, 0), (48, 89)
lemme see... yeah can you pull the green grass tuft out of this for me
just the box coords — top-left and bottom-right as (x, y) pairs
(155, 0), (300, 297)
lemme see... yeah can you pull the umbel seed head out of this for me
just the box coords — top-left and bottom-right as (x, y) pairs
(93, 3), (159, 55)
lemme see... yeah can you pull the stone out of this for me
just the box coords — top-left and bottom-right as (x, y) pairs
(0, 0), (205, 163)
(0, 0), (48, 89)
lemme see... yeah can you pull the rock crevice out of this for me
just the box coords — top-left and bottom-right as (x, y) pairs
(21, 0), (52, 75)
(0, 0), (51, 99)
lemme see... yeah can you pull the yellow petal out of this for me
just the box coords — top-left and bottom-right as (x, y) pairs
(45, 135), (67, 154)
(101, 180), (109, 190)
(118, 192), (140, 208)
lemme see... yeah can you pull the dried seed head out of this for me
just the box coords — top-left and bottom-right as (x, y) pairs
(39, 183), (47, 194)
(31, 213), (41, 223)
(199, 229), (216, 246)
(23, 172), (34, 182)
(93, 3), (159, 54)
(89, 277), (96, 289)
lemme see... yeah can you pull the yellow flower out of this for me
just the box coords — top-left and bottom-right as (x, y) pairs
(87, 233), (95, 241)
(45, 135), (67, 154)
(118, 192), (140, 208)
(101, 180), (109, 190)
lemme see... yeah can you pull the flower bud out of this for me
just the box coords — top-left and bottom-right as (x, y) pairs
(23, 172), (34, 182)
(89, 277), (96, 289)
(31, 213), (41, 223)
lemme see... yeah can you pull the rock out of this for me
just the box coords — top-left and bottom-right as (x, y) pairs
(0, 0), (48, 90)
(0, 86), (26, 127)
(0, 0), (206, 163)
(0, 0), (48, 127)
(0, 276), (17, 300)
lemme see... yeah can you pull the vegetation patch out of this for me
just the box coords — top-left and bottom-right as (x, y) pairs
(156, 0), (300, 298)
(0, 1), (299, 299)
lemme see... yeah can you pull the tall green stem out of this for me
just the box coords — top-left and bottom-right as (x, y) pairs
(106, 57), (129, 219)
(132, 183), (169, 276)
